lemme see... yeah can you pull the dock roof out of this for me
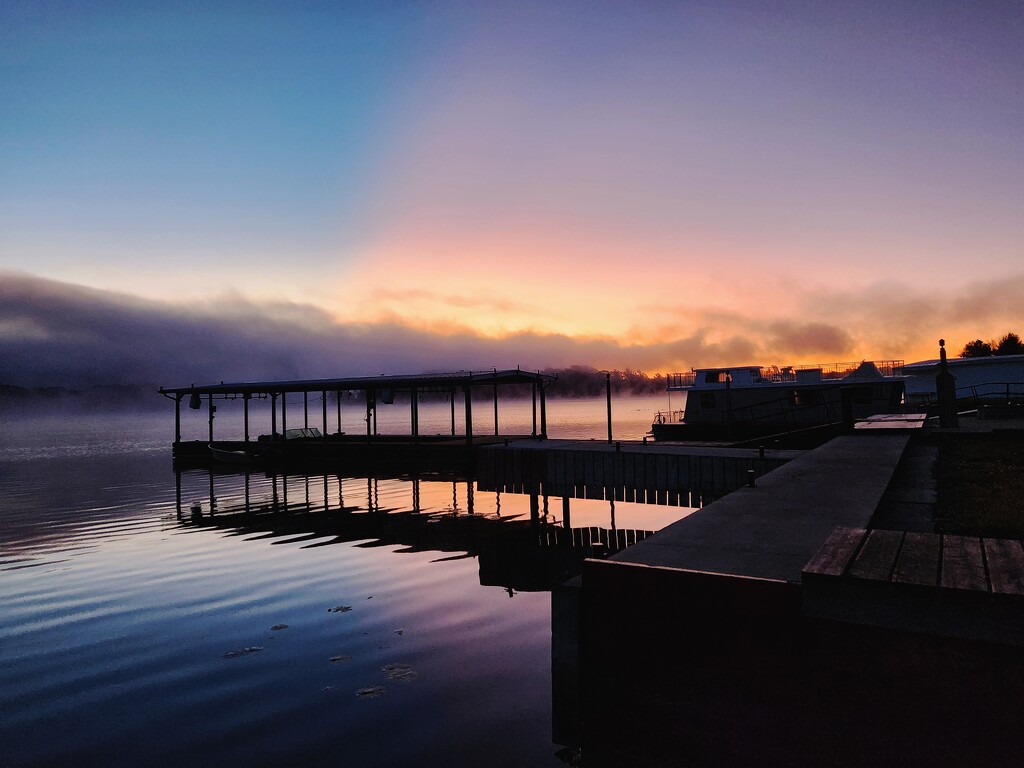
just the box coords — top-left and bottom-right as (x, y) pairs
(159, 369), (555, 398)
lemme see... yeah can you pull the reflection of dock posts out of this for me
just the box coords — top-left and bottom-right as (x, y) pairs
(175, 469), (182, 518)
(562, 496), (571, 531)
(207, 466), (215, 515)
(412, 477), (420, 513)
(530, 493), (540, 530)
(467, 481), (475, 515)
(245, 472), (250, 510)
(937, 338), (959, 428)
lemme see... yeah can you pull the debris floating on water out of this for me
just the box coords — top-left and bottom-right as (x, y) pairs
(223, 646), (263, 659)
(393, 629), (404, 636)
(270, 624), (289, 631)
(383, 663), (417, 682)
(329, 655), (352, 664)
(356, 686), (386, 699)
(328, 605), (352, 613)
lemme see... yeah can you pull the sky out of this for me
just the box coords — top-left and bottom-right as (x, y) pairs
(2, 0), (1023, 386)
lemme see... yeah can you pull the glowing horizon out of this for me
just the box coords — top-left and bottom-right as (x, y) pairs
(2, 2), (1022, 384)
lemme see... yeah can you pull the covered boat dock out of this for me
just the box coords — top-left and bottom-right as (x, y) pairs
(159, 369), (557, 470)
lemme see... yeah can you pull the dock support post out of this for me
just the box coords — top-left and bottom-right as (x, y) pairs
(322, 391), (327, 435)
(337, 391), (342, 435)
(540, 384), (547, 440)
(303, 392), (308, 429)
(271, 393), (278, 436)
(532, 383), (538, 437)
(464, 385), (474, 445)
(366, 391), (372, 438)
(282, 393), (288, 433)
(493, 373), (499, 436)
(243, 394), (250, 442)
(411, 387), (419, 439)
(450, 388), (456, 436)
(174, 394), (182, 444)
(207, 394), (214, 442)
(562, 496), (571, 531)
(606, 371), (613, 444)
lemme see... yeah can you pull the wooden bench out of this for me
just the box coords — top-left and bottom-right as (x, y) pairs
(803, 526), (1024, 645)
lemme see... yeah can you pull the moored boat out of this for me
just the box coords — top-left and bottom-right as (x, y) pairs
(652, 359), (906, 441)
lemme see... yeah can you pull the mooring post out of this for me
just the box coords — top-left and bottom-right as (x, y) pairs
(303, 391), (309, 429)
(282, 393), (288, 433)
(271, 393), (278, 436)
(207, 394), (214, 442)
(937, 338), (959, 428)
(464, 385), (474, 445)
(243, 394), (250, 442)
(321, 390), (327, 435)
(336, 391), (342, 435)
(174, 394), (182, 444)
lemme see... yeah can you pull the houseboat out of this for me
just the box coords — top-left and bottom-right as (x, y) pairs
(652, 360), (906, 441)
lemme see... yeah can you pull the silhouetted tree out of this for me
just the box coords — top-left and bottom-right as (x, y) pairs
(994, 332), (1024, 356)
(959, 339), (993, 358)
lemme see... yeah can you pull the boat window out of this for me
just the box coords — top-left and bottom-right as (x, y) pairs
(703, 371), (730, 384)
(791, 389), (821, 407)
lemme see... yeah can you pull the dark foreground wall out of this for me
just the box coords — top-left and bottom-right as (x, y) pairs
(580, 558), (1024, 768)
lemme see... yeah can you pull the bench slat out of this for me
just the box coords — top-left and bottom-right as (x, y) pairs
(803, 526), (867, 578)
(893, 531), (940, 586)
(848, 529), (903, 582)
(940, 535), (987, 592)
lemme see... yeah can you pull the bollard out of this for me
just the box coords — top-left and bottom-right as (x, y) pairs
(747, 469), (756, 488)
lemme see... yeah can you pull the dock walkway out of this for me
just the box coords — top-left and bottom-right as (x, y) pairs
(595, 433), (909, 582)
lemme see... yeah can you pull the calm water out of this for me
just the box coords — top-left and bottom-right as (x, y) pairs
(1, 395), (687, 768)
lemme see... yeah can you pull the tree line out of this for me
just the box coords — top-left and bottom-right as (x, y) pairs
(959, 332), (1024, 358)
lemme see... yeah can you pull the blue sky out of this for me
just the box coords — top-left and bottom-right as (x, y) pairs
(2, 1), (1023, 384)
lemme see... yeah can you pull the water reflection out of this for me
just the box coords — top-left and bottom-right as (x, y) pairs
(175, 466), (677, 594)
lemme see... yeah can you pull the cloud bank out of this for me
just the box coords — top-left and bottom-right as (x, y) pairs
(2, 272), (1023, 388)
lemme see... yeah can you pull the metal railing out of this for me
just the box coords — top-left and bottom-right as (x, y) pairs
(666, 360), (904, 390)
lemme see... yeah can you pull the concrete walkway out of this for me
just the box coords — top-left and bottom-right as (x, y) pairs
(607, 433), (910, 582)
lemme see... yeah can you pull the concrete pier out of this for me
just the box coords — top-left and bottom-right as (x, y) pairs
(577, 432), (1024, 767)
